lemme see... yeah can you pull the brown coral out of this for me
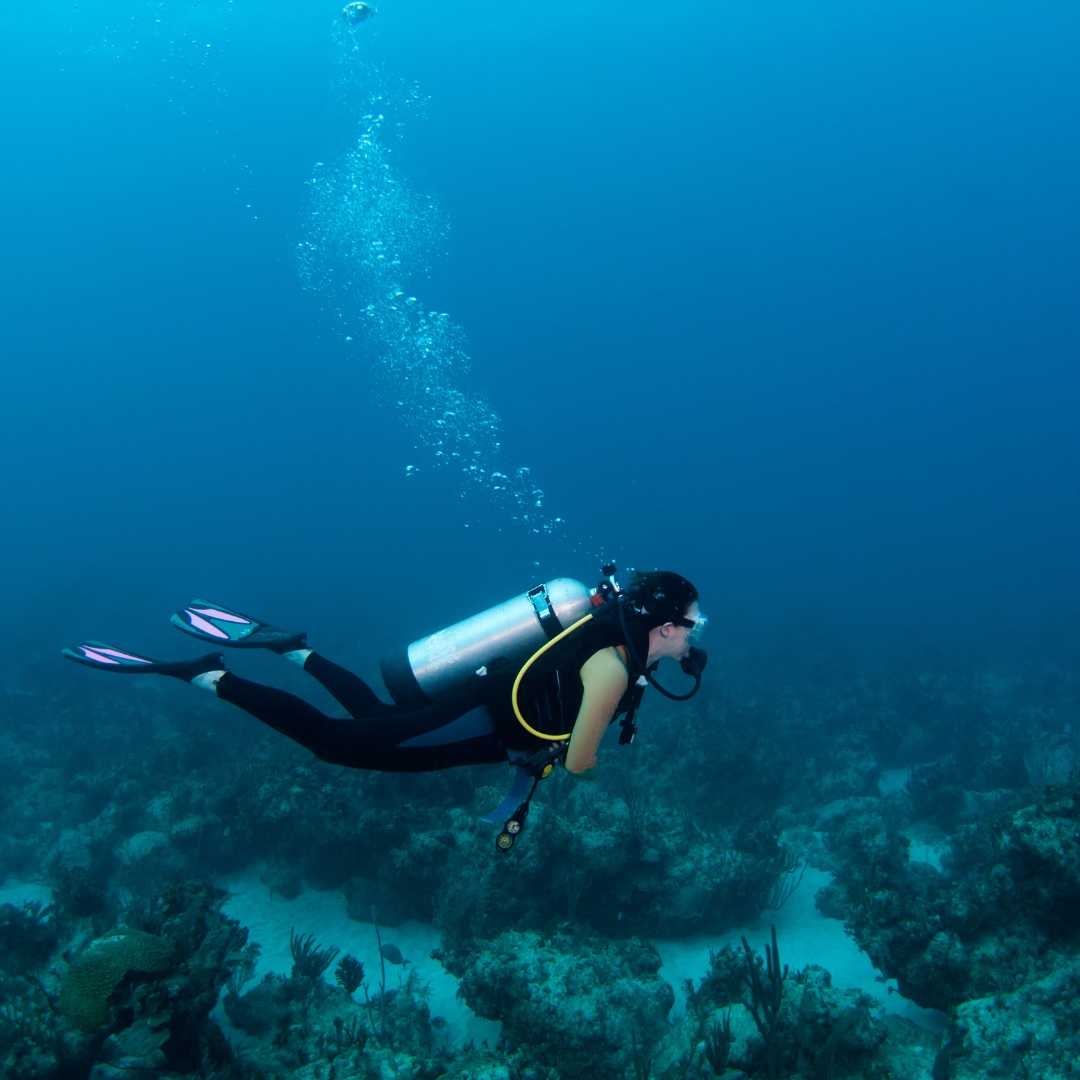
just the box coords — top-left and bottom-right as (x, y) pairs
(59, 928), (174, 1031)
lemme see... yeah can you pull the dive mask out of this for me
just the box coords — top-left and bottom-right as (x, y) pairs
(677, 613), (708, 640)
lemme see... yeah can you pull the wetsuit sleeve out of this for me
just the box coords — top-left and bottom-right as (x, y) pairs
(564, 647), (630, 774)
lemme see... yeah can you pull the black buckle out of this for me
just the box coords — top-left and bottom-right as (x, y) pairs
(528, 584), (565, 640)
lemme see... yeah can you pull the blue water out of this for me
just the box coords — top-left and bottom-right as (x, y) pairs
(3, 1), (1078, 665)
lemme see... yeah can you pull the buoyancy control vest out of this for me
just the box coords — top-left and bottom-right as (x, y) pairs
(488, 603), (652, 752)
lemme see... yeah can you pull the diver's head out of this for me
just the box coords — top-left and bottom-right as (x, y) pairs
(621, 569), (704, 665)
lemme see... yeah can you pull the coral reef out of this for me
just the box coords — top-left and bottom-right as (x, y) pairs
(677, 929), (891, 1080)
(0, 899), (58, 972)
(224, 931), (446, 1077)
(934, 956), (1080, 1079)
(4, 635), (1079, 1076)
(821, 783), (1080, 1011)
(59, 927), (175, 1031)
(0, 878), (251, 1078)
(445, 926), (673, 1078)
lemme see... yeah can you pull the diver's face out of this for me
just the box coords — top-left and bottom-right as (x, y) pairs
(649, 601), (700, 663)
(673, 601), (702, 658)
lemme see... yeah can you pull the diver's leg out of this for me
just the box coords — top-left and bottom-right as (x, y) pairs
(212, 672), (370, 760)
(169, 600), (392, 716)
(298, 652), (394, 716)
(214, 672), (505, 772)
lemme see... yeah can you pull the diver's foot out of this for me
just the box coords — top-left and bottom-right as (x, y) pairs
(63, 642), (226, 681)
(170, 600), (307, 654)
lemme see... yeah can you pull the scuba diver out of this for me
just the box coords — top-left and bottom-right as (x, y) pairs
(63, 565), (707, 849)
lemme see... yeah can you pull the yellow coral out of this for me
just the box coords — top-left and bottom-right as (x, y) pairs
(59, 928), (174, 1031)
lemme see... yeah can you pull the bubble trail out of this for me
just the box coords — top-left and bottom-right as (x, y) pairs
(297, 24), (569, 542)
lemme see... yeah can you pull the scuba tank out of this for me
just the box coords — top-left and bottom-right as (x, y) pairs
(379, 577), (594, 707)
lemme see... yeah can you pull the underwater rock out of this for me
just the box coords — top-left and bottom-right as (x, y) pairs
(452, 927), (673, 1078)
(1006, 789), (1080, 915)
(52, 826), (94, 872)
(92, 1018), (170, 1077)
(0, 971), (93, 1079)
(829, 783), (1080, 1011)
(0, 899), (58, 972)
(114, 830), (182, 891)
(260, 859), (304, 900)
(116, 830), (170, 864)
(225, 966), (438, 1074)
(48, 861), (106, 918)
(123, 881), (251, 1073)
(683, 942), (888, 1080)
(813, 733), (881, 802)
(433, 1049), (538, 1080)
(223, 974), (291, 1037)
(935, 956), (1080, 1079)
(168, 813), (219, 852)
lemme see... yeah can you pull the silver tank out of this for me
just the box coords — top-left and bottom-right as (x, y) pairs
(380, 577), (593, 706)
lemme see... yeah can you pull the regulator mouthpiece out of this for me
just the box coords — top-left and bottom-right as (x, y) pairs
(681, 646), (708, 679)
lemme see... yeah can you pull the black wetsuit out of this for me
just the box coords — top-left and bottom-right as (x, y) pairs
(217, 654), (507, 773)
(215, 613), (648, 773)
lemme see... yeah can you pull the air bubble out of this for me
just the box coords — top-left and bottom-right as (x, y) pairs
(297, 51), (569, 543)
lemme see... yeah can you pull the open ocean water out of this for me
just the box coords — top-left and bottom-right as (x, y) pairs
(2, 4), (1079, 1079)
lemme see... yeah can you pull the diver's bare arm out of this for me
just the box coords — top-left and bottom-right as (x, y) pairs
(564, 648), (629, 775)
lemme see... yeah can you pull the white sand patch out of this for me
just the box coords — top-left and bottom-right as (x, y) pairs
(878, 768), (912, 796)
(653, 867), (946, 1033)
(214, 865), (944, 1047)
(0, 878), (53, 908)
(904, 827), (950, 871)
(214, 872), (501, 1048)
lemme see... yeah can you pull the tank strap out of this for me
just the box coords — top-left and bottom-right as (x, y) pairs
(528, 583), (567, 640)
(617, 676), (649, 745)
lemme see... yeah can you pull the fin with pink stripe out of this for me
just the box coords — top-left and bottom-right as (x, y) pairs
(170, 600), (306, 653)
(62, 640), (224, 679)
